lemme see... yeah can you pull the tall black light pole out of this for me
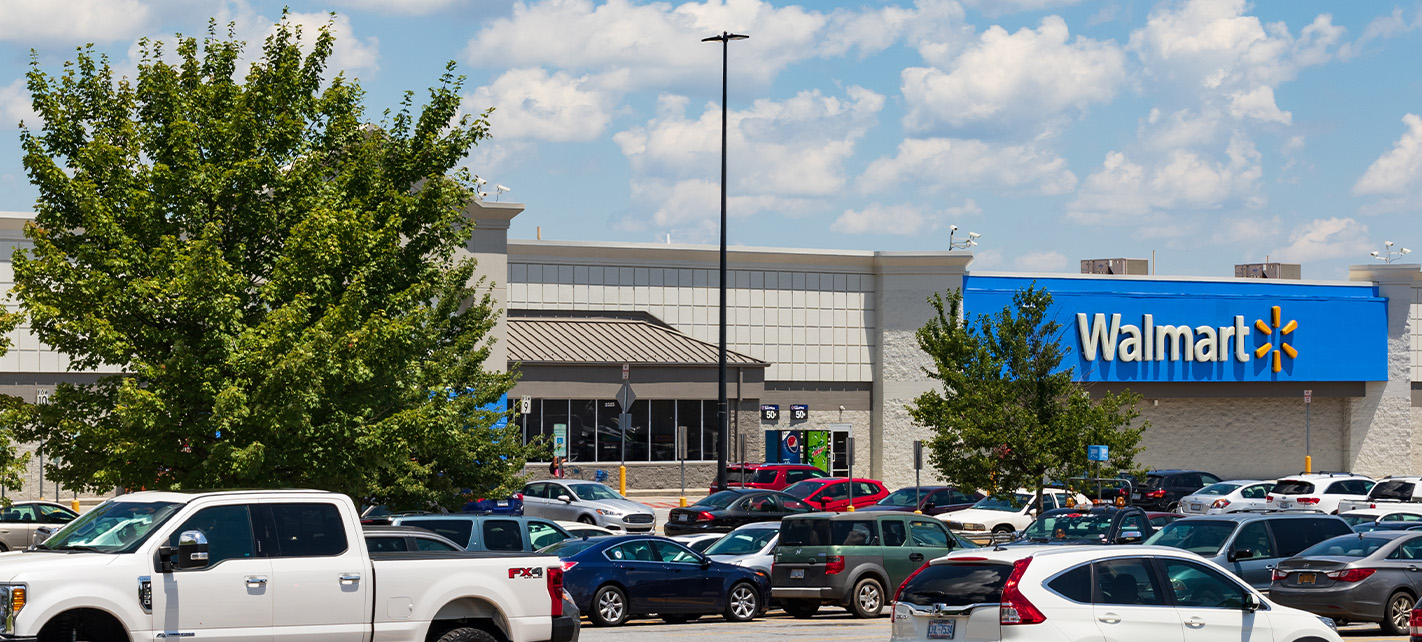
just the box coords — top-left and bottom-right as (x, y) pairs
(703, 30), (747, 492)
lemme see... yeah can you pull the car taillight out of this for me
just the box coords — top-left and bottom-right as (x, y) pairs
(1410, 607), (1422, 636)
(826, 556), (845, 575)
(694, 511), (715, 522)
(1212, 499), (1231, 509)
(1297, 497), (1321, 505)
(1000, 557), (1045, 625)
(1272, 568), (1288, 581)
(1146, 489), (1166, 499)
(514, 493), (524, 500)
(561, 561), (579, 572)
(893, 562), (930, 604)
(547, 566), (564, 617)
(1326, 568), (1376, 583)
(1266, 494), (1274, 502)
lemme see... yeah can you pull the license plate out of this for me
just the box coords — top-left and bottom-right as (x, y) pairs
(1298, 573), (1315, 584)
(677, 514), (689, 522)
(1278, 501), (1293, 509)
(1132, 493), (1141, 500)
(790, 569), (805, 579)
(497, 500), (508, 506)
(928, 619), (956, 639)
(1190, 503), (1202, 512)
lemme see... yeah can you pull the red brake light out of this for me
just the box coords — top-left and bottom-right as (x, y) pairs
(1297, 497), (1321, 505)
(1327, 568), (1376, 583)
(1272, 568), (1287, 581)
(1000, 557), (1045, 625)
(1146, 489), (1166, 499)
(826, 556), (846, 575)
(1266, 494), (1274, 502)
(695, 511), (715, 522)
(514, 493), (524, 501)
(1410, 607), (1422, 635)
(561, 561), (578, 572)
(547, 566), (565, 617)
(1212, 499), (1231, 509)
(894, 562), (930, 604)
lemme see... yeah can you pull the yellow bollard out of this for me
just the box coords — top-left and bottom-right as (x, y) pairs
(71, 499), (81, 512)
(846, 504), (855, 512)
(619, 466), (627, 496)
(679, 497), (688, 507)
(1305, 455), (1312, 474)
(913, 510), (922, 514)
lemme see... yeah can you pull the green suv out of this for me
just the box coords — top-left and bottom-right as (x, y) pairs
(770, 511), (978, 618)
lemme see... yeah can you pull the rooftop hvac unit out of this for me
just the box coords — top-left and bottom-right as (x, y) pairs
(1234, 263), (1301, 279)
(1079, 258), (1149, 275)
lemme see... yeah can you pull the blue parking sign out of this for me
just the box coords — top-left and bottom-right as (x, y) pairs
(1087, 445), (1109, 462)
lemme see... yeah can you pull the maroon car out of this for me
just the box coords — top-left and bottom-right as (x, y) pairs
(711, 463), (827, 492)
(855, 485), (983, 516)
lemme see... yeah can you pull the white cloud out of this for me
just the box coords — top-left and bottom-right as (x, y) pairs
(276, 11), (379, 74)
(0, 0), (151, 43)
(901, 16), (1125, 135)
(330, 0), (462, 15)
(1354, 113), (1422, 197)
(1227, 86), (1290, 124)
(1269, 217), (1372, 263)
(1339, 8), (1422, 60)
(0, 78), (37, 130)
(1015, 250), (1069, 272)
(1067, 134), (1263, 224)
(466, 68), (620, 142)
(831, 203), (939, 236)
(860, 137), (1078, 195)
(613, 87), (883, 239)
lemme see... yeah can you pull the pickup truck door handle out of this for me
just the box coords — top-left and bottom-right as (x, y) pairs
(1098, 613), (1121, 624)
(245, 576), (268, 587)
(339, 574), (362, 584)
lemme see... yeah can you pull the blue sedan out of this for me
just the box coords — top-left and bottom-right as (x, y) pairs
(542, 534), (770, 626)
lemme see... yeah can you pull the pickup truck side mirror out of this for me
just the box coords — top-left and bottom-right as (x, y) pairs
(557, 495), (572, 504)
(177, 530), (210, 570)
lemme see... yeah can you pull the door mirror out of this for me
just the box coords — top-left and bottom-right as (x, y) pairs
(1228, 548), (1254, 562)
(177, 530), (210, 570)
(557, 495), (572, 503)
(700, 557), (712, 569)
(922, 502), (936, 511)
(1116, 530), (1143, 544)
(1243, 592), (1262, 613)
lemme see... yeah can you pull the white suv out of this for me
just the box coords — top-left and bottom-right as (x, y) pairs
(1337, 475), (1422, 513)
(1266, 473), (1374, 514)
(889, 545), (1342, 642)
(939, 489), (1089, 539)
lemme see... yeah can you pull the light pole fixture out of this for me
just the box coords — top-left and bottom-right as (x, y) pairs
(1371, 240), (1412, 264)
(703, 30), (747, 492)
(949, 225), (980, 250)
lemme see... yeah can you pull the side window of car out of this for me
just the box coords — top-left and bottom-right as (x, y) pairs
(268, 503), (348, 558)
(525, 483), (547, 499)
(786, 470), (812, 484)
(856, 482), (880, 498)
(1047, 563), (1092, 603)
(1387, 513), (1422, 522)
(1159, 558), (1248, 608)
(1388, 536), (1422, 560)
(39, 505), (75, 524)
(2, 506), (35, 523)
(527, 521), (567, 550)
(1323, 481), (1348, 495)
(881, 520), (908, 547)
(1240, 484), (1268, 500)
(365, 537), (407, 553)
(482, 520), (524, 552)
(820, 484), (848, 501)
(745, 494), (777, 513)
(607, 539), (657, 561)
(1231, 521), (1275, 559)
(1200, 473), (1222, 485)
(1041, 494), (1060, 510)
(414, 537), (458, 552)
(1119, 514), (1146, 535)
(402, 520), (471, 549)
(652, 540), (701, 564)
(926, 490), (954, 506)
(910, 519), (951, 548)
(779, 497), (813, 513)
(169, 504), (258, 565)
(1270, 518), (1346, 557)
(1093, 558), (1166, 606)
(1177, 474), (1200, 488)
(949, 489), (976, 504)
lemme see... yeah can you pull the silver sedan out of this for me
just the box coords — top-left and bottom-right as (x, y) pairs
(520, 480), (657, 533)
(1270, 529), (1422, 636)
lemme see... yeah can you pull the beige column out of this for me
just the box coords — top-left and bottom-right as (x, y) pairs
(462, 199), (524, 374)
(870, 252), (972, 488)
(1345, 263), (1420, 475)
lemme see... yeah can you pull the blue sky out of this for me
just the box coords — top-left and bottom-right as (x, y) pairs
(1, 0), (1420, 279)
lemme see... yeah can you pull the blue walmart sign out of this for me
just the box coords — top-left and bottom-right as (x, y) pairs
(963, 275), (1388, 382)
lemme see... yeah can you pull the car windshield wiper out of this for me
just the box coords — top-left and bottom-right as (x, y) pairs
(51, 544), (110, 553)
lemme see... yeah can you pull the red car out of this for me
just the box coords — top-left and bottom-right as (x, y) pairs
(782, 477), (889, 512)
(711, 463), (828, 492)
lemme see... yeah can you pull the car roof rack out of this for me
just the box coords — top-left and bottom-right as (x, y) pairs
(1291, 471), (1356, 477)
(1234, 508), (1329, 514)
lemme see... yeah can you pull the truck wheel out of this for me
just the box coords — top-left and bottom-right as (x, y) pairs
(781, 599), (820, 619)
(848, 577), (885, 618)
(591, 585), (630, 626)
(433, 627), (497, 642)
(723, 582), (759, 622)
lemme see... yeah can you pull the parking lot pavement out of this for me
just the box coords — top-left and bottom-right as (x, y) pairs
(578, 611), (887, 642)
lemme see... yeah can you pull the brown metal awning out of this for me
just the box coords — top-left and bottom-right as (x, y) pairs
(507, 313), (767, 367)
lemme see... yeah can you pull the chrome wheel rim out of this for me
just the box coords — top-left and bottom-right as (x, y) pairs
(730, 586), (756, 619)
(1391, 595), (1414, 630)
(598, 590), (624, 622)
(858, 583), (881, 612)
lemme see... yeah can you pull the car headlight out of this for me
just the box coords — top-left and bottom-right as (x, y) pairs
(0, 584), (27, 634)
(1317, 616), (1337, 631)
(595, 509), (622, 516)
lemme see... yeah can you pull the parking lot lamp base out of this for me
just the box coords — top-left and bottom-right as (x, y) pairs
(619, 466), (627, 495)
(679, 497), (688, 507)
(1305, 455), (1312, 474)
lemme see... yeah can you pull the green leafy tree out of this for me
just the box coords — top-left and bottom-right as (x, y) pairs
(909, 285), (1146, 512)
(4, 15), (539, 509)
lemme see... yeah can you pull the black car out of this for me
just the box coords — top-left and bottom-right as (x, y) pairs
(1133, 469), (1222, 511)
(856, 485), (984, 517)
(664, 489), (816, 536)
(1007, 505), (1156, 546)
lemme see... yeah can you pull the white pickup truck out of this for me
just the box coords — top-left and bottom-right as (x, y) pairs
(0, 489), (579, 642)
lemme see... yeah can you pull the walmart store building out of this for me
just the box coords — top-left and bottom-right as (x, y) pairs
(0, 201), (1419, 497)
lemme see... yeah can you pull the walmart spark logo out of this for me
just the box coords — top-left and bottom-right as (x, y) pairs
(1254, 306), (1298, 373)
